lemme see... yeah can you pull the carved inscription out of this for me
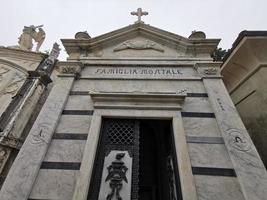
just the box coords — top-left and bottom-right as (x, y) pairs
(95, 68), (182, 75)
(217, 98), (225, 111)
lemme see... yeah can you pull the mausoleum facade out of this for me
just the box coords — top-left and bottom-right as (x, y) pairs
(0, 15), (267, 200)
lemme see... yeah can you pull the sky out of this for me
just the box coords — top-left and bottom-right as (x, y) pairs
(1, 0), (267, 60)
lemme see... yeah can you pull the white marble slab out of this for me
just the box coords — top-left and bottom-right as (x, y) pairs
(55, 115), (92, 134)
(182, 97), (213, 113)
(188, 143), (233, 168)
(194, 175), (245, 200)
(29, 169), (78, 200)
(65, 95), (93, 110)
(183, 118), (221, 137)
(44, 140), (86, 163)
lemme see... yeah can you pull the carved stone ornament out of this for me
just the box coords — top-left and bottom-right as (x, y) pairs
(61, 66), (80, 74)
(105, 153), (128, 200)
(43, 43), (60, 69)
(203, 67), (218, 75)
(98, 150), (132, 200)
(113, 40), (164, 52)
(130, 8), (148, 24)
(0, 65), (26, 97)
(0, 146), (9, 173)
(18, 25), (46, 52)
(0, 136), (23, 149)
(57, 62), (83, 76)
(227, 128), (252, 152)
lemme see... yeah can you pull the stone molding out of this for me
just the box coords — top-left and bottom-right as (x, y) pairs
(61, 23), (220, 56)
(90, 92), (186, 110)
(72, 110), (197, 200)
(228, 64), (267, 94)
(0, 47), (46, 65)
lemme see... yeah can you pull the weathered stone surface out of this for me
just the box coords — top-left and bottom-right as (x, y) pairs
(0, 77), (74, 200)
(72, 79), (206, 94)
(204, 78), (267, 200)
(65, 95), (93, 110)
(29, 169), (78, 200)
(194, 175), (244, 200)
(55, 115), (92, 134)
(182, 97), (213, 113)
(188, 143), (233, 168)
(183, 118), (221, 137)
(44, 139), (86, 162)
(0, 63), (27, 116)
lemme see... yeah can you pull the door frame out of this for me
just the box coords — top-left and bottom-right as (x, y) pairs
(72, 92), (197, 200)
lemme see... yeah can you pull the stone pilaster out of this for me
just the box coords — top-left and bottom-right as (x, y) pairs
(202, 75), (267, 200)
(0, 75), (75, 200)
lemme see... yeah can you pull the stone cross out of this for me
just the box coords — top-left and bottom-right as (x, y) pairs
(131, 8), (148, 23)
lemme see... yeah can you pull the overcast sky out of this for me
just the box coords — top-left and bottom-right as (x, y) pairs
(1, 0), (267, 60)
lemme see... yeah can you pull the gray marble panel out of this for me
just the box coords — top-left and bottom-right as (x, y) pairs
(182, 97), (213, 113)
(65, 95), (93, 110)
(183, 118), (221, 137)
(72, 79), (206, 94)
(55, 115), (92, 134)
(194, 175), (245, 200)
(44, 140), (86, 163)
(29, 169), (78, 200)
(188, 143), (233, 168)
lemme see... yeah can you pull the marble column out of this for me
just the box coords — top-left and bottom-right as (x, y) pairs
(0, 69), (77, 199)
(203, 77), (267, 200)
(173, 114), (198, 200)
(72, 114), (102, 200)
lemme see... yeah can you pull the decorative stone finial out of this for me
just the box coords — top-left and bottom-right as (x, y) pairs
(131, 8), (148, 23)
(188, 31), (206, 39)
(75, 31), (91, 39)
(18, 25), (46, 52)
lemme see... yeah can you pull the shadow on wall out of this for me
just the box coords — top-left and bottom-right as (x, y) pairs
(245, 115), (267, 169)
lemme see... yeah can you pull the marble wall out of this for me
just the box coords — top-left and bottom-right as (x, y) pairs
(27, 65), (246, 200)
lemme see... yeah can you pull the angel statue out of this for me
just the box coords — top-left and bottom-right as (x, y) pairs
(18, 25), (46, 52)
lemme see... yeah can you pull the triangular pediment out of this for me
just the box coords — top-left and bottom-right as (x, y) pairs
(61, 23), (220, 58)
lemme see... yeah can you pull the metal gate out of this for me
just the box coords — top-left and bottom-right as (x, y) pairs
(88, 119), (140, 200)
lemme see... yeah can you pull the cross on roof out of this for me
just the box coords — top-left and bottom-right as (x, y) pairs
(131, 8), (148, 24)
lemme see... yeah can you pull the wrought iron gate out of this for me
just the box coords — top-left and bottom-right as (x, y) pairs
(88, 119), (140, 200)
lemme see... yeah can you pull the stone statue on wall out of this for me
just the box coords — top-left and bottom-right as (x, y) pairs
(18, 25), (46, 52)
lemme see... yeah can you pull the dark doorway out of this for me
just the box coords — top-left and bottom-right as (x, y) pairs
(88, 118), (182, 200)
(139, 120), (182, 200)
